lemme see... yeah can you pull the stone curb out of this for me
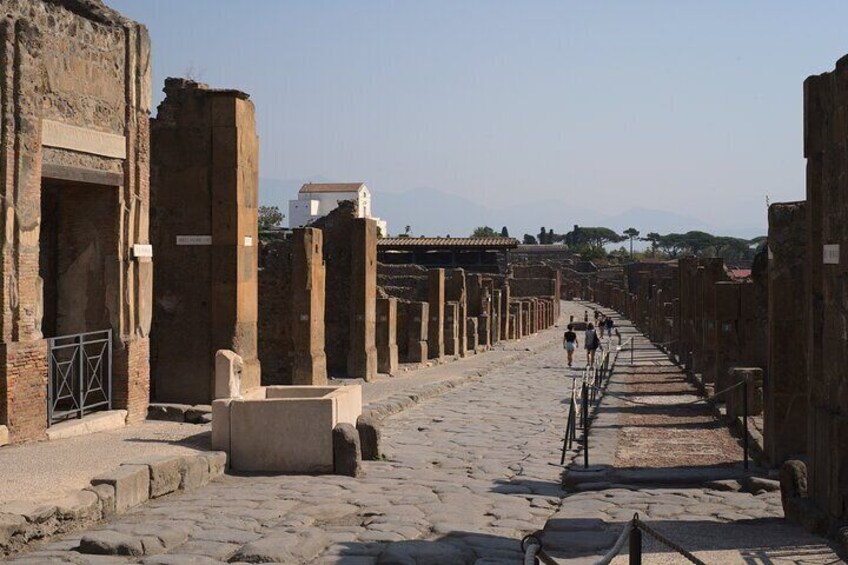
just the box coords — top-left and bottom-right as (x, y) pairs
(361, 339), (558, 423)
(0, 451), (227, 557)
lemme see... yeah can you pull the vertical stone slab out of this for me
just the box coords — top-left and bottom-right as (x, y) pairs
(443, 302), (460, 358)
(291, 228), (327, 385)
(501, 282), (511, 340)
(714, 282), (741, 390)
(765, 201), (808, 465)
(376, 297), (398, 375)
(467, 317), (479, 353)
(406, 302), (428, 364)
(427, 269), (445, 360)
(445, 269), (468, 358)
(346, 219), (378, 381)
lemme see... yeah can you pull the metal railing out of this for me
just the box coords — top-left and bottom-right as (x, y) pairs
(47, 329), (112, 426)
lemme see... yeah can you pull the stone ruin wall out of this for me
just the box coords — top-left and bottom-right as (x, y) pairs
(0, 0), (151, 441)
(803, 58), (848, 524)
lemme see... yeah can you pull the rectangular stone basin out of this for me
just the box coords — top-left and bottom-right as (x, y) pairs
(212, 385), (362, 473)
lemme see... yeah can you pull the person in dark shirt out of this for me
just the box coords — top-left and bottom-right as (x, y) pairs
(563, 324), (578, 367)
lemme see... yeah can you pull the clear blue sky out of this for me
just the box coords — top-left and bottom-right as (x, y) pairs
(110, 0), (848, 233)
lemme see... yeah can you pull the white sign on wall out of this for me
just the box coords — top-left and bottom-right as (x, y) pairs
(176, 235), (212, 246)
(244, 236), (253, 247)
(823, 244), (840, 265)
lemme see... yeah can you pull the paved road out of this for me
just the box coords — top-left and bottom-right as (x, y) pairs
(5, 304), (581, 564)
(5, 301), (843, 564)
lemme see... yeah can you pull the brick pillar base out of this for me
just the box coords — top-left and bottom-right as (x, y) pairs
(0, 340), (49, 444)
(112, 336), (150, 425)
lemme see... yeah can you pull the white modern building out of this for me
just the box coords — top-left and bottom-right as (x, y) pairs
(289, 182), (388, 236)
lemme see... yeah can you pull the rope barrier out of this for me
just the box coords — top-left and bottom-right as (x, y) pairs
(588, 378), (746, 407)
(522, 514), (708, 565)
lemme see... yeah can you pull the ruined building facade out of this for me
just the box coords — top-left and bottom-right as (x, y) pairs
(0, 0), (152, 443)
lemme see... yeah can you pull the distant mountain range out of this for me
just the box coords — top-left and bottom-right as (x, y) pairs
(260, 177), (765, 241)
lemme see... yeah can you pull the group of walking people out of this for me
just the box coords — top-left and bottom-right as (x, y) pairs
(562, 310), (615, 368)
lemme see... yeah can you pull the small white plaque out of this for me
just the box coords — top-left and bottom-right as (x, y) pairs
(824, 244), (840, 265)
(244, 236), (253, 247)
(176, 235), (212, 246)
(299, 314), (309, 321)
(132, 244), (153, 258)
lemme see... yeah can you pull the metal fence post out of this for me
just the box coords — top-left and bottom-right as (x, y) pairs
(582, 381), (589, 469)
(629, 524), (642, 565)
(743, 373), (749, 470)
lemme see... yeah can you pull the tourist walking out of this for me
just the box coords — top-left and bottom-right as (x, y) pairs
(598, 315), (606, 338)
(563, 324), (578, 367)
(585, 323), (600, 367)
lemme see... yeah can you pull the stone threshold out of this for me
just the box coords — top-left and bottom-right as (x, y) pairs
(0, 451), (227, 558)
(45, 410), (128, 442)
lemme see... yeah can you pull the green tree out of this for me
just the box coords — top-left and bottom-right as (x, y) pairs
(523, 234), (538, 245)
(471, 226), (499, 238)
(623, 227), (640, 258)
(258, 206), (284, 231)
(643, 232), (662, 257)
(500, 226), (510, 237)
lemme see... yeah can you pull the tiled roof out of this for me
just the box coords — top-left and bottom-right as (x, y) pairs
(378, 237), (519, 249)
(299, 182), (364, 194)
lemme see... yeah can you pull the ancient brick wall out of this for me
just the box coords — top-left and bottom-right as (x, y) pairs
(0, 1), (151, 441)
(150, 79), (260, 403)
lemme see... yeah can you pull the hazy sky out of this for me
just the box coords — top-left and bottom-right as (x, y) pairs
(110, 0), (848, 232)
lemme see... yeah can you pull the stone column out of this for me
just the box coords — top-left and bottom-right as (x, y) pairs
(467, 317), (479, 353)
(427, 269), (445, 360)
(765, 201), (808, 465)
(346, 219), (378, 381)
(376, 297), (398, 375)
(501, 282), (511, 341)
(406, 301), (428, 364)
(714, 282), (741, 390)
(444, 302), (460, 358)
(291, 228), (327, 385)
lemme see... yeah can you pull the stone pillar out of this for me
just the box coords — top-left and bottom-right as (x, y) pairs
(467, 317), (479, 353)
(427, 269), (445, 360)
(714, 282), (741, 390)
(765, 201), (808, 465)
(291, 228), (327, 385)
(444, 302), (460, 358)
(406, 301), (428, 364)
(492, 289), (502, 344)
(446, 269), (468, 358)
(501, 282), (511, 341)
(346, 220), (378, 381)
(151, 80), (259, 404)
(376, 297), (398, 375)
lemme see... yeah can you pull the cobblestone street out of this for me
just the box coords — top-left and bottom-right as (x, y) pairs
(4, 302), (844, 564)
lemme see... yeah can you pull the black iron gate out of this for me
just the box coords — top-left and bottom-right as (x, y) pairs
(47, 329), (112, 426)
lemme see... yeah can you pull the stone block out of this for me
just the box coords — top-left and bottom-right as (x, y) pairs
(0, 513), (26, 547)
(185, 405), (212, 424)
(0, 425), (8, 447)
(85, 484), (116, 517)
(53, 490), (101, 523)
(214, 350), (243, 399)
(79, 530), (144, 556)
(181, 455), (211, 490)
(376, 297), (398, 374)
(125, 456), (186, 498)
(211, 399), (231, 451)
(0, 500), (56, 524)
(356, 414), (381, 461)
(333, 423), (362, 477)
(146, 404), (190, 422)
(91, 464), (150, 513)
(204, 451), (228, 477)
